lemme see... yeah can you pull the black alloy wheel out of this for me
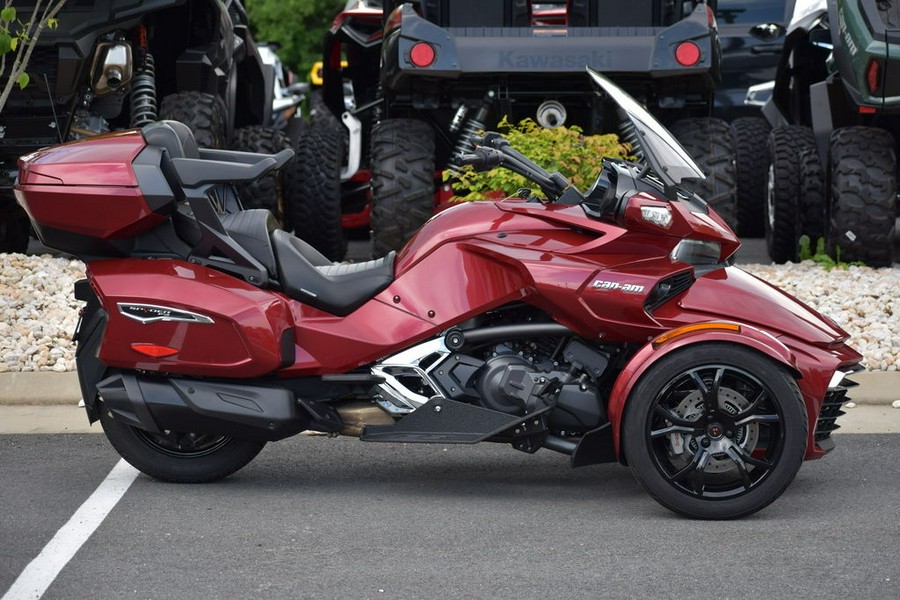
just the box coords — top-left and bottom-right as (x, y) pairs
(623, 344), (807, 519)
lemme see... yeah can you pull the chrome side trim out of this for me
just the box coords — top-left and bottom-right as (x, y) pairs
(371, 338), (450, 415)
(118, 303), (214, 325)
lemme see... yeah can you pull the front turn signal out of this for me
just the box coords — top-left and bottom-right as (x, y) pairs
(652, 323), (741, 349)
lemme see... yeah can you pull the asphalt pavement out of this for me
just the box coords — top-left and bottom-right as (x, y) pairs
(1, 433), (898, 599)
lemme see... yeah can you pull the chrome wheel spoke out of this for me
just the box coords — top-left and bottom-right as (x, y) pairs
(736, 413), (780, 427)
(731, 444), (771, 470)
(733, 388), (767, 420)
(653, 404), (700, 429)
(724, 445), (753, 490)
(667, 446), (710, 483)
(651, 424), (696, 438)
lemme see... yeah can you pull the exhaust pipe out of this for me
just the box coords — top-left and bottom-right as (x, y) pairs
(97, 372), (309, 442)
(536, 100), (567, 129)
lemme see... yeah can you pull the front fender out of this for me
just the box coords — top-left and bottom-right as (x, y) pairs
(606, 323), (798, 459)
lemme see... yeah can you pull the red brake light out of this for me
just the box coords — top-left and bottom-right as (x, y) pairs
(675, 41), (701, 67)
(409, 42), (436, 67)
(866, 58), (881, 94)
(131, 343), (178, 358)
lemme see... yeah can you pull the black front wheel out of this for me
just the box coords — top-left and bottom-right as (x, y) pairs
(623, 344), (807, 519)
(100, 408), (265, 483)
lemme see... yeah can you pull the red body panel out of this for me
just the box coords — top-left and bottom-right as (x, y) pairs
(15, 131), (166, 241)
(89, 259), (293, 378)
(18, 131), (144, 187)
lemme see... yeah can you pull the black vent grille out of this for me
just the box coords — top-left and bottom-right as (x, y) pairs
(645, 270), (694, 312)
(814, 367), (863, 444)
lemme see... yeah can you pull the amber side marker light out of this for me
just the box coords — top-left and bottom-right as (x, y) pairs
(131, 343), (179, 358)
(652, 323), (741, 348)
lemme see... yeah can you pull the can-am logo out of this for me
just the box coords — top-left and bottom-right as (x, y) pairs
(499, 50), (612, 69)
(838, 6), (858, 56)
(592, 280), (645, 294)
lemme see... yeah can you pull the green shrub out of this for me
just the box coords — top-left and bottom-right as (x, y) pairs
(445, 117), (631, 201)
(797, 235), (865, 269)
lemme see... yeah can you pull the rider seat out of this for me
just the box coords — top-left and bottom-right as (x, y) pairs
(271, 229), (396, 316)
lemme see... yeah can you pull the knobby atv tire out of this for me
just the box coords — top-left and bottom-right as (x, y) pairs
(285, 119), (347, 261)
(99, 407), (265, 483)
(0, 200), (30, 253)
(828, 127), (896, 268)
(798, 147), (826, 243)
(731, 117), (770, 237)
(229, 126), (290, 222)
(765, 126), (815, 263)
(622, 344), (807, 520)
(670, 118), (738, 230)
(370, 118), (435, 257)
(159, 91), (226, 149)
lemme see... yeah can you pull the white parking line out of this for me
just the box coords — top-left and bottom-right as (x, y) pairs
(1, 459), (138, 600)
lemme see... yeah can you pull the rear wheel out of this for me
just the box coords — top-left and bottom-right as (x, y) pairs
(100, 407), (265, 483)
(229, 126), (290, 222)
(285, 119), (346, 261)
(731, 117), (770, 237)
(828, 127), (896, 267)
(765, 126), (815, 263)
(623, 344), (807, 520)
(370, 118), (435, 257)
(159, 91), (226, 149)
(670, 117), (738, 230)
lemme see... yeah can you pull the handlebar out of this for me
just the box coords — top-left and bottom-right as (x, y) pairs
(453, 132), (583, 204)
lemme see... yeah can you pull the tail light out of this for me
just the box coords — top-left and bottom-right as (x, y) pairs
(409, 42), (436, 67)
(131, 343), (179, 358)
(866, 58), (881, 94)
(675, 41), (701, 67)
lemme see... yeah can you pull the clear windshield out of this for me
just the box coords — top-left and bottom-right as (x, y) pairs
(587, 68), (705, 188)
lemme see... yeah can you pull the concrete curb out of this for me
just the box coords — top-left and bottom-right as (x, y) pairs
(0, 370), (897, 406)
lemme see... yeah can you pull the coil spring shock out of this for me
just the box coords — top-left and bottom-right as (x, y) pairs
(130, 27), (157, 128)
(448, 90), (496, 171)
(617, 109), (644, 164)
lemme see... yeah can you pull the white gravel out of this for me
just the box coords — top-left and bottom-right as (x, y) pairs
(1, 253), (897, 373)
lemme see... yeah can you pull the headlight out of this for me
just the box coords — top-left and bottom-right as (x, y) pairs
(670, 239), (721, 265)
(640, 205), (673, 229)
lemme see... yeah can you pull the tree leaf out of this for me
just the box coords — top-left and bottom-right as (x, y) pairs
(1, 7), (16, 23)
(47, 18), (59, 29)
(17, 72), (30, 90)
(10, 36), (17, 51)
(0, 33), (11, 55)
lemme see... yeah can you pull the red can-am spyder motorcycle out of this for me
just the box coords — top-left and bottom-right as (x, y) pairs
(15, 71), (861, 519)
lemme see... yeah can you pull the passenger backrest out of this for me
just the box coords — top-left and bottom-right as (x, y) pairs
(142, 121), (187, 159)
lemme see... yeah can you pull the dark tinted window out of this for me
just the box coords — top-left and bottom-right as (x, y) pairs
(716, 0), (786, 25)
